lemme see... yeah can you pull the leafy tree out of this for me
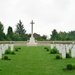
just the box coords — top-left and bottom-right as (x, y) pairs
(41, 35), (47, 40)
(5, 35), (12, 41)
(33, 33), (44, 41)
(59, 31), (68, 41)
(50, 29), (60, 41)
(15, 20), (26, 40)
(68, 31), (75, 40)
(22, 34), (30, 41)
(12, 33), (21, 41)
(0, 22), (5, 41)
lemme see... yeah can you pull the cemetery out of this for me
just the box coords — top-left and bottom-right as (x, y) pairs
(0, 0), (75, 74)
(0, 20), (75, 75)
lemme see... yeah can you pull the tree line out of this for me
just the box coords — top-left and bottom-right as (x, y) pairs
(50, 29), (75, 41)
(0, 20), (47, 41)
(0, 20), (75, 41)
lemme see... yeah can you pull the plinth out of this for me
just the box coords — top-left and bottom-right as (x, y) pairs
(27, 36), (37, 46)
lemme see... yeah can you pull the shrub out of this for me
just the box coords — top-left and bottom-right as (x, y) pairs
(67, 64), (73, 70)
(50, 46), (59, 54)
(56, 55), (61, 59)
(15, 48), (19, 51)
(5, 50), (11, 54)
(18, 47), (21, 49)
(15, 49), (18, 51)
(46, 48), (49, 51)
(11, 51), (15, 55)
(73, 65), (75, 69)
(4, 56), (9, 60)
(66, 53), (71, 58)
(44, 47), (47, 49)
(44, 47), (49, 51)
(0, 69), (2, 71)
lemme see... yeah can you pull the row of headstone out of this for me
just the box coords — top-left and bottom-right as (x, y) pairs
(50, 43), (75, 59)
(0, 44), (14, 59)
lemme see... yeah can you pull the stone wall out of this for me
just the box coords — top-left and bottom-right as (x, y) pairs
(0, 41), (74, 46)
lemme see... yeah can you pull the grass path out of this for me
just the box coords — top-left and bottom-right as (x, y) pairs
(0, 46), (75, 75)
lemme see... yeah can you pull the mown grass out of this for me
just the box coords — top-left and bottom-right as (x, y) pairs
(0, 46), (75, 75)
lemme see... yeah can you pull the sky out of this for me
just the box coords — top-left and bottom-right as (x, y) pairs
(0, 0), (75, 38)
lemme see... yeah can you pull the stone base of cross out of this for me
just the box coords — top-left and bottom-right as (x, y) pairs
(27, 36), (37, 46)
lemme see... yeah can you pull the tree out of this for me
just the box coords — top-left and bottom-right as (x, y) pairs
(12, 33), (21, 41)
(7, 26), (13, 40)
(0, 22), (5, 41)
(33, 33), (44, 41)
(59, 31), (68, 41)
(22, 34), (30, 41)
(68, 31), (75, 40)
(15, 20), (26, 40)
(41, 35), (47, 40)
(50, 29), (60, 41)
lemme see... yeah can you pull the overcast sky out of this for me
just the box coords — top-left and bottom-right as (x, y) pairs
(0, 0), (75, 38)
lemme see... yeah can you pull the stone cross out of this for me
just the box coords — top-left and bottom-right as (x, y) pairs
(27, 20), (37, 46)
(30, 20), (35, 37)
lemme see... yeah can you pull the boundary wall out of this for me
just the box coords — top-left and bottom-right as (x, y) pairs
(0, 41), (74, 46)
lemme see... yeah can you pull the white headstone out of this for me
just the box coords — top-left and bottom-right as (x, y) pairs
(71, 48), (75, 58)
(71, 45), (75, 58)
(73, 45), (75, 51)
(65, 44), (69, 53)
(55, 44), (61, 53)
(55, 44), (58, 50)
(4, 44), (6, 50)
(50, 44), (54, 49)
(69, 44), (72, 50)
(1, 44), (5, 54)
(0, 45), (2, 59)
(58, 44), (63, 54)
(10, 44), (14, 51)
(5, 44), (8, 50)
(61, 44), (66, 59)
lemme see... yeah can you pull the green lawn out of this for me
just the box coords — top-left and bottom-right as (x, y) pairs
(0, 46), (75, 75)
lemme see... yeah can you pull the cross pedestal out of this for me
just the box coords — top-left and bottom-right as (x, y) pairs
(27, 20), (37, 46)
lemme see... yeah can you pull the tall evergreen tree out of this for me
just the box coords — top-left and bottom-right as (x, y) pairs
(7, 26), (13, 40)
(15, 20), (26, 40)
